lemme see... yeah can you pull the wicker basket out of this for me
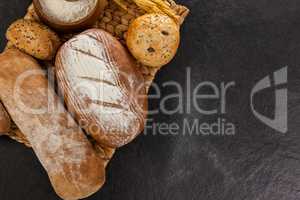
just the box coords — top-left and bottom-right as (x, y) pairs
(4, 0), (189, 148)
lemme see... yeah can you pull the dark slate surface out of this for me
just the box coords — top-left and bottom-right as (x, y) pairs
(0, 0), (300, 200)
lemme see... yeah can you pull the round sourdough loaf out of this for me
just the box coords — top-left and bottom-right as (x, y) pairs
(56, 29), (148, 148)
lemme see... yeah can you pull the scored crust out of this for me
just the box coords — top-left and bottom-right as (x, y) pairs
(56, 29), (148, 148)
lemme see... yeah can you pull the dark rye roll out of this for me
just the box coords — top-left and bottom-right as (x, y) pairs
(55, 29), (148, 148)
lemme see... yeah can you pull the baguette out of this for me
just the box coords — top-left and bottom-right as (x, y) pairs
(0, 49), (106, 200)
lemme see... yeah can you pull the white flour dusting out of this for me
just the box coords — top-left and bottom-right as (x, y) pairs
(39, 0), (97, 23)
(56, 30), (147, 147)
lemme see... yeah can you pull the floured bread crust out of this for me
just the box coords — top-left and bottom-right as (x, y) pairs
(56, 29), (148, 148)
(0, 49), (106, 200)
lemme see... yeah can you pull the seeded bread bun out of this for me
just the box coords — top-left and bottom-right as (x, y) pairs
(126, 13), (180, 67)
(6, 19), (60, 60)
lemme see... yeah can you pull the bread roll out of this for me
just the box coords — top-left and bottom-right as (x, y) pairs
(56, 29), (148, 148)
(0, 49), (106, 200)
(126, 13), (180, 67)
(6, 19), (61, 60)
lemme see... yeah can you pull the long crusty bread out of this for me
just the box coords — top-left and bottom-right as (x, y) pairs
(0, 49), (106, 200)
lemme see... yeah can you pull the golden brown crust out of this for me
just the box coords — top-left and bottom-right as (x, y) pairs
(126, 13), (180, 67)
(0, 103), (11, 135)
(0, 49), (106, 200)
(24, 3), (41, 22)
(6, 19), (61, 60)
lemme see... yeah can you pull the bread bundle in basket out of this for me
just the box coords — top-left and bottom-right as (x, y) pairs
(0, 0), (189, 199)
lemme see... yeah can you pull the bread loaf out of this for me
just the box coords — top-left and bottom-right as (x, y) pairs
(0, 49), (106, 200)
(56, 29), (148, 148)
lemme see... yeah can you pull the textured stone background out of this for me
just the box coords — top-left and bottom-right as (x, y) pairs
(0, 0), (300, 199)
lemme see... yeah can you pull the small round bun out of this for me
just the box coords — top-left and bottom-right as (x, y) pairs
(6, 19), (60, 60)
(126, 13), (180, 67)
